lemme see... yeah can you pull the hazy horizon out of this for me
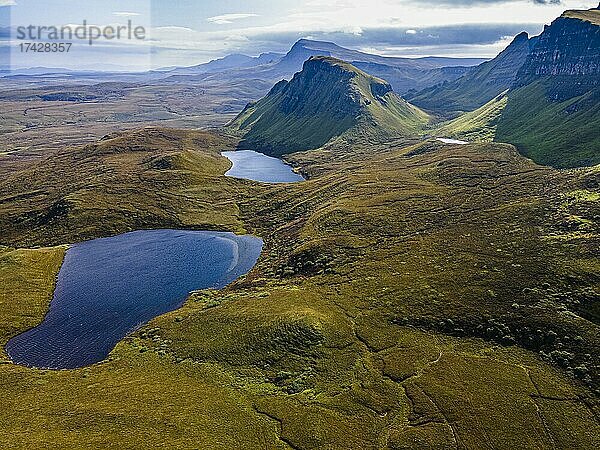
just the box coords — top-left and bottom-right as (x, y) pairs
(1, 0), (598, 71)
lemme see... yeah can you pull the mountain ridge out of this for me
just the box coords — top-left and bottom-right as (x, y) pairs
(274, 38), (485, 71)
(407, 32), (534, 117)
(164, 39), (486, 95)
(433, 6), (600, 168)
(165, 52), (285, 76)
(270, 39), (485, 93)
(229, 56), (429, 156)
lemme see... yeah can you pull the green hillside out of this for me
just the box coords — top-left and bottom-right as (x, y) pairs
(229, 56), (429, 156)
(435, 80), (600, 168)
(407, 32), (532, 117)
(435, 92), (508, 142)
(431, 6), (600, 168)
(495, 79), (600, 168)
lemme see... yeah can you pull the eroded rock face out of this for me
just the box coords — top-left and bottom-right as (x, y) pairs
(370, 79), (393, 99)
(516, 14), (600, 99)
(521, 19), (599, 77)
(276, 57), (364, 118)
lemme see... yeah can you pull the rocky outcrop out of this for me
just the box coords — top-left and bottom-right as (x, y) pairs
(515, 10), (600, 99)
(274, 57), (364, 118)
(519, 16), (599, 78)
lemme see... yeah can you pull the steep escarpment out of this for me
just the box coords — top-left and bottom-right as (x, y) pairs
(408, 32), (534, 117)
(229, 56), (429, 156)
(514, 10), (600, 99)
(494, 8), (600, 167)
(430, 6), (600, 168)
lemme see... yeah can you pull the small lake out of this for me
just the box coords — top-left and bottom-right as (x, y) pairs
(222, 150), (305, 183)
(5, 229), (263, 369)
(436, 138), (469, 145)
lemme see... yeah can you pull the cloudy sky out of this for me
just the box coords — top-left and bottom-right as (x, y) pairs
(1, 0), (597, 70)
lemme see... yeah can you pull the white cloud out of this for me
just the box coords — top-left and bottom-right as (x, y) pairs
(113, 12), (141, 17)
(135, 0), (600, 66)
(280, 0), (598, 29)
(207, 13), (259, 25)
(225, 34), (250, 43)
(0, 0), (17, 6)
(155, 26), (195, 33)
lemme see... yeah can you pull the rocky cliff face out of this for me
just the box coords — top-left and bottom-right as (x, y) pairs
(520, 15), (599, 78)
(515, 10), (600, 98)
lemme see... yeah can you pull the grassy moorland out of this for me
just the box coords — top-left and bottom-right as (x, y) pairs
(0, 128), (598, 448)
(0, 247), (66, 358)
(0, 75), (270, 157)
(0, 128), (247, 246)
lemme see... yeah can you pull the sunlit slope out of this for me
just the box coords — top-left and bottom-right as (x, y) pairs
(407, 32), (532, 117)
(435, 92), (508, 142)
(434, 81), (600, 168)
(432, 7), (600, 168)
(229, 56), (429, 156)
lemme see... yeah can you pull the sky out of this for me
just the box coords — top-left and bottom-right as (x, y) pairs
(1, 0), (598, 70)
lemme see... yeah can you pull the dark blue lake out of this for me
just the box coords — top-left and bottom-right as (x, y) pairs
(6, 229), (263, 369)
(222, 150), (305, 183)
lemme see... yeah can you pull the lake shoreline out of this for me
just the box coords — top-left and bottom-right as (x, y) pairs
(222, 150), (305, 183)
(5, 229), (263, 370)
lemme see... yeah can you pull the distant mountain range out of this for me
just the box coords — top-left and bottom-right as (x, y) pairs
(161, 39), (487, 94)
(229, 56), (429, 155)
(269, 39), (485, 73)
(163, 52), (285, 75)
(276, 39), (486, 94)
(229, 5), (599, 168)
(4, 41), (485, 91)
